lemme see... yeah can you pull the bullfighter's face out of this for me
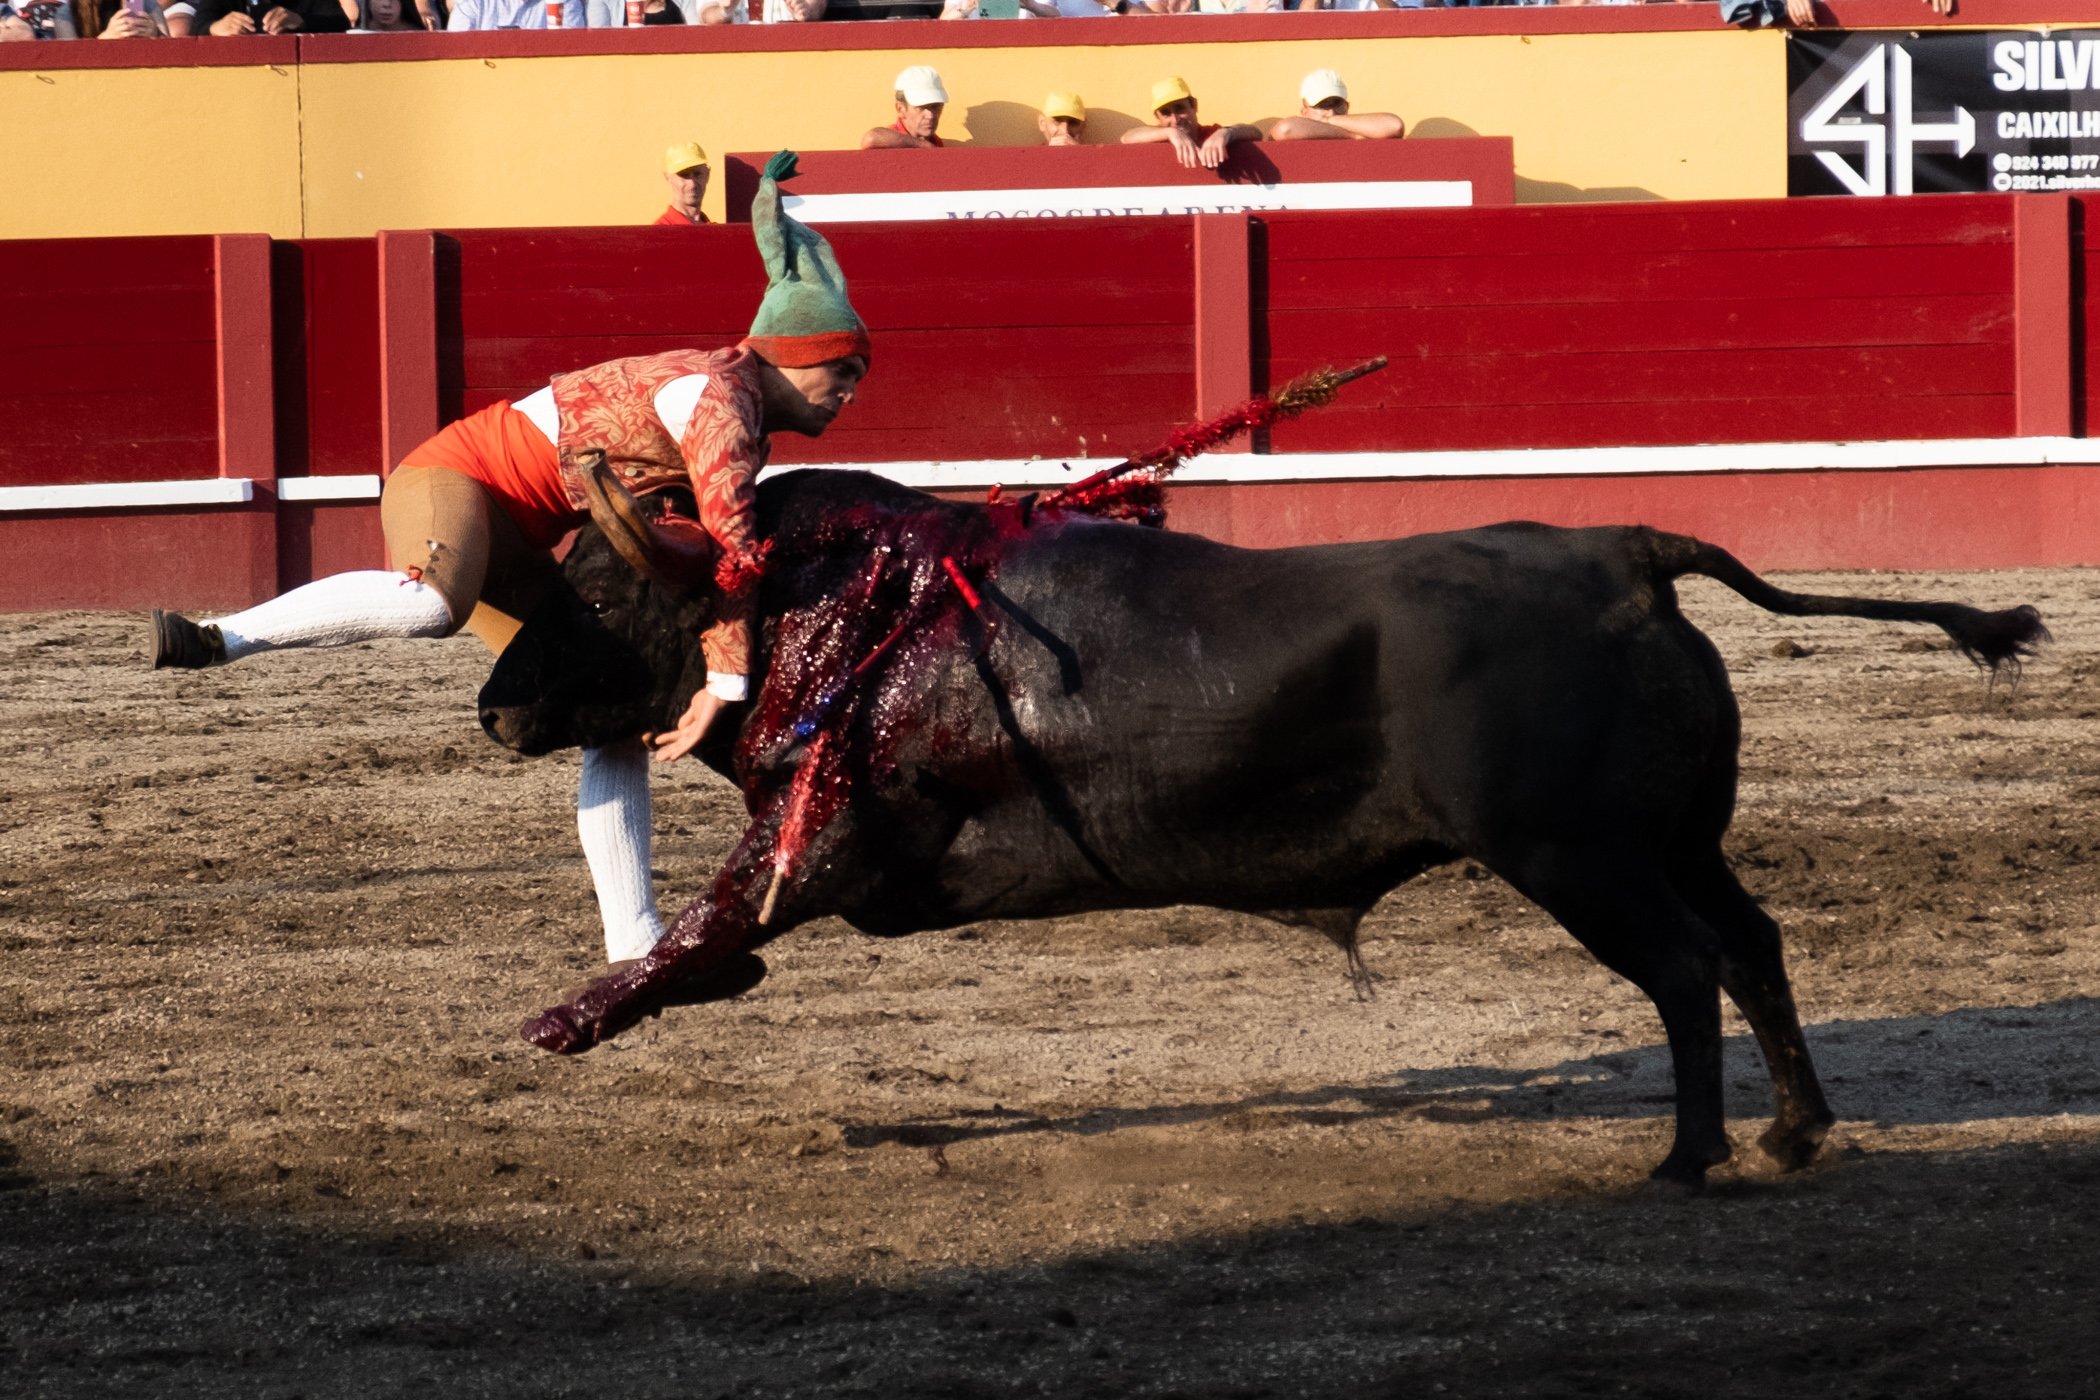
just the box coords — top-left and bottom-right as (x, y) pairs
(769, 355), (868, 438)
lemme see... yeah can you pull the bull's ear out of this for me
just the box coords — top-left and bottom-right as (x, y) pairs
(581, 460), (719, 590)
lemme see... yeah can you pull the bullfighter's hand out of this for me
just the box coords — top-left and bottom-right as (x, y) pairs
(648, 688), (727, 764)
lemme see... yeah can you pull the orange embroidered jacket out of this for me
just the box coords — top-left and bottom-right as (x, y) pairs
(548, 346), (770, 688)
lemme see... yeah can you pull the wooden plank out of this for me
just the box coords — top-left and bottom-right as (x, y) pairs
(444, 219), (1184, 293)
(768, 420), (1188, 465)
(0, 390), (219, 445)
(0, 237), (216, 294)
(460, 323), (1191, 388)
(818, 371), (1195, 431)
(1263, 245), (2014, 311)
(2013, 195), (2073, 437)
(1266, 394), (2014, 455)
(456, 280), (1191, 339)
(1261, 199), (2019, 262)
(378, 231), (439, 474)
(2, 290), (219, 349)
(1193, 213), (1252, 451)
(1263, 344), (2014, 411)
(215, 235), (275, 484)
(5, 356), (216, 397)
(300, 238), (384, 478)
(1264, 296), (2014, 360)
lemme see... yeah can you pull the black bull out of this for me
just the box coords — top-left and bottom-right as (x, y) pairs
(478, 469), (2045, 1185)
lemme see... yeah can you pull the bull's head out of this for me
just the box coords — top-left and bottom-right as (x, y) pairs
(477, 460), (719, 757)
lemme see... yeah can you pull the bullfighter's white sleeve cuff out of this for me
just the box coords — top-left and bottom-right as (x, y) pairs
(706, 672), (750, 703)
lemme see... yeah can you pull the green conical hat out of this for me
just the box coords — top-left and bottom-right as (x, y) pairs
(744, 151), (872, 368)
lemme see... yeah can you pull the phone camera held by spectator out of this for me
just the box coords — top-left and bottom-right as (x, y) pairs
(244, 0), (270, 25)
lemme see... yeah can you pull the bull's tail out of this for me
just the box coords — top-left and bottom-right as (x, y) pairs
(1642, 529), (2050, 677)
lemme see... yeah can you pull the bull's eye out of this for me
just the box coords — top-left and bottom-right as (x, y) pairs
(588, 599), (612, 617)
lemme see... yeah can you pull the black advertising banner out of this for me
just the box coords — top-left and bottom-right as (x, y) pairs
(1789, 30), (2100, 196)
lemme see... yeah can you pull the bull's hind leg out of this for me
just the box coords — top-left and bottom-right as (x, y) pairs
(1671, 852), (1835, 1172)
(1512, 852), (1732, 1186)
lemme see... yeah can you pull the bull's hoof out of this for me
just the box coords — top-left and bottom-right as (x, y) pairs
(521, 1004), (595, 1055)
(1648, 1139), (1731, 1191)
(151, 609), (224, 670)
(1757, 1116), (1834, 1173)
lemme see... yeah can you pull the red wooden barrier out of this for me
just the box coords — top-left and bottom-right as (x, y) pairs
(4, 193), (2098, 613)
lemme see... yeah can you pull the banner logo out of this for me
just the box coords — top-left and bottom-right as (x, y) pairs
(1789, 30), (2100, 196)
(1799, 43), (1975, 195)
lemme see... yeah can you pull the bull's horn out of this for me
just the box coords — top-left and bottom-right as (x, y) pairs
(580, 457), (718, 589)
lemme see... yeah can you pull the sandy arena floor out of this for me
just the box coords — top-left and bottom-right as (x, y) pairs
(3, 565), (2098, 1398)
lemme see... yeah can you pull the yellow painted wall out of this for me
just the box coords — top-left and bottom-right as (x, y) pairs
(0, 63), (303, 239)
(1, 30), (1777, 241)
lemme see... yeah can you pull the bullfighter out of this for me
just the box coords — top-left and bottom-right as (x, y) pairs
(149, 151), (870, 968)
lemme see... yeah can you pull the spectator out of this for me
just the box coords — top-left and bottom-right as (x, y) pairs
(446, 0), (581, 26)
(1038, 91), (1086, 146)
(937, 0), (1062, 16)
(90, 0), (186, 34)
(1265, 71), (1405, 142)
(193, 0), (349, 31)
(1121, 76), (1260, 170)
(862, 66), (948, 150)
(1723, 0), (1951, 25)
(343, 0), (432, 27)
(0, 0), (80, 36)
(586, 0), (718, 21)
(756, 0), (826, 16)
(656, 141), (711, 225)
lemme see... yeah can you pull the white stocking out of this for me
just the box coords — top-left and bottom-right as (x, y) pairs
(577, 741), (665, 963)
(207, 571), (454, 662)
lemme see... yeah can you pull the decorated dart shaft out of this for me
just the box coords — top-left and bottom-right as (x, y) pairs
(1038, 356), (1390, 512)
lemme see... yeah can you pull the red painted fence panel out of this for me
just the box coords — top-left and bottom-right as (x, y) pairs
(435, 217), (1197, 467)
(0, 236), (221, 486)
(1259, 197), (2022, 454)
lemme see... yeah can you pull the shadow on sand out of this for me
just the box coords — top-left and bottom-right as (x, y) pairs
(5, 1001), (2098, 1398)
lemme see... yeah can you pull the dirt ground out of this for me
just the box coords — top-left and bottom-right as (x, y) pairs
(3, 564), (2098, 1399)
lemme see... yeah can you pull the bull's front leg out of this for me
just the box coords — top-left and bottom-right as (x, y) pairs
(521, 816), (778, 1055)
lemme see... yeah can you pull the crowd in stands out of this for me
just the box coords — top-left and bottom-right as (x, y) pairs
(837, 65), (1394, 159)
(635, 66), (1398, 221)
(0, 0), (1941, 41)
